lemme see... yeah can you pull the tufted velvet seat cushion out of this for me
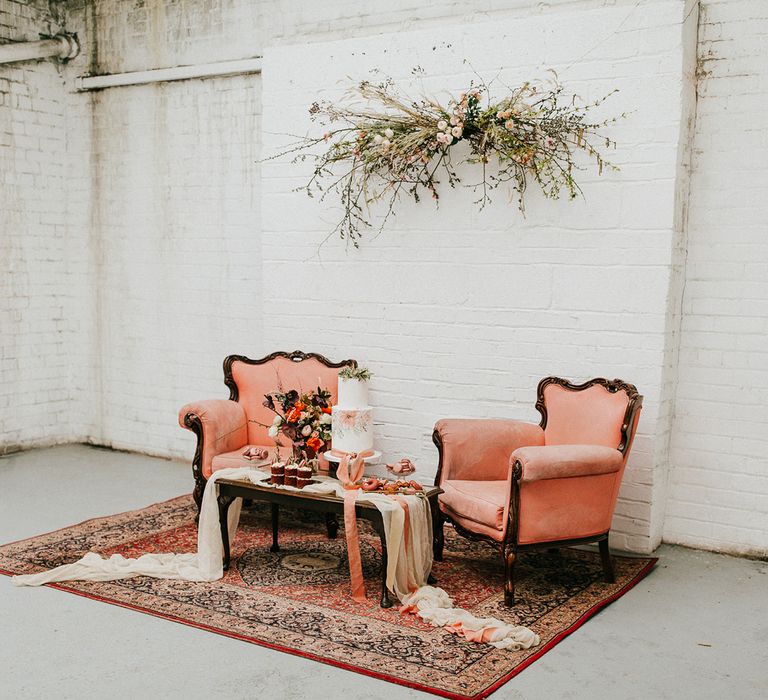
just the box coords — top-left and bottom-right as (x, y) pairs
(439, 479), (509, 542)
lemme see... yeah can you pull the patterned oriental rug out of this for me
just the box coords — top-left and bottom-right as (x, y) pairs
(0, 496), (656, 700)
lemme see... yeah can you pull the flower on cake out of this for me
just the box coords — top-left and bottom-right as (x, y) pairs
(338, 410), (358, 429)
(338, 366), (373, 381)
(334, 409), (371, 436)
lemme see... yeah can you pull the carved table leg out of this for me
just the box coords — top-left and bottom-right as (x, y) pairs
(270, 503), (280, 553)
(217, 493), (236, 571)
(431, 495), (444, 562)
(325, 513), (339, 540)
(374, 518), (393, 608)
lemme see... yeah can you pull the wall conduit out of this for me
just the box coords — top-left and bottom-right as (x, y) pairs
(0, 34), (79, 65)
(75, 57), (263, 91)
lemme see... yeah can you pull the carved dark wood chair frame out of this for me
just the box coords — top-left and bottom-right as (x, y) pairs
(182, 350), (357, 511)
(432, 376), (643, 607)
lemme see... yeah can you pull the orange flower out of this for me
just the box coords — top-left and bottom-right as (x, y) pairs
(294, 401), (306, 411)
(306, 436), (324, 451)
(321, 406), (332, 414)
(286, 407), (302, 423)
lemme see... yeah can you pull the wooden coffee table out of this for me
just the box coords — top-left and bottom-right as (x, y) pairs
(215, 475), (442, 608)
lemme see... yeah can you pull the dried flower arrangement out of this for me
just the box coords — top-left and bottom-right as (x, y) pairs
(268, 72), (623, 247)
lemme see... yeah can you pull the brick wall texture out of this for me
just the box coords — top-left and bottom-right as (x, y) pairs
(0, 0), (92, 449)
(664, 0), (768, 556)
(0, 0), (765, 556)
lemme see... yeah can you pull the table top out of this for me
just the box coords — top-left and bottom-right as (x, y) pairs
(216, 474), (442, 506)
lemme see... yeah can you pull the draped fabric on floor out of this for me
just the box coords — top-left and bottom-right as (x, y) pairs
(0, 491), (657, 700)
(11, 467), (540, 650)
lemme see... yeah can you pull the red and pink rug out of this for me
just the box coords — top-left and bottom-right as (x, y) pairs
(0, 496), (655, 699)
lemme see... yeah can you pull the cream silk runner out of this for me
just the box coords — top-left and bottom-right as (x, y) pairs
(12, 466), (539, 651)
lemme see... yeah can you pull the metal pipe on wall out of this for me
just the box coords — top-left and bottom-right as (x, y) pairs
(75, 57), (263, 91)
(0, 34), (80, 65)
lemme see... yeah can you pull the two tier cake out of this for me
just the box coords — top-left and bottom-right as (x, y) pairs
(331, 371), (373, 454)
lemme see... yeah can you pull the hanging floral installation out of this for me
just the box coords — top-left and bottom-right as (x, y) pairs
(269, 71), (623, 246)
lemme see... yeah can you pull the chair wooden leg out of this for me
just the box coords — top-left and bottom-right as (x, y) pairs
(193, 476), (205, 524)
(599, 537), (615, 583)
(504, 545), (517, 607)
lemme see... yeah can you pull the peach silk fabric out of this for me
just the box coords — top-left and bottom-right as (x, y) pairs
(331, 449), (374, 602)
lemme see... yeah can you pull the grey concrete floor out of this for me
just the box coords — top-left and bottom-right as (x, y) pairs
(0, 445), (765, 700)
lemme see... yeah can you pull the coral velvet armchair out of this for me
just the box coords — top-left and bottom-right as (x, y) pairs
(433, 377), (643, 606)
(179, 351), (356, 513)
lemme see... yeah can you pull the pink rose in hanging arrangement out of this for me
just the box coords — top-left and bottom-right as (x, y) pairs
(266, 71), (623, 247)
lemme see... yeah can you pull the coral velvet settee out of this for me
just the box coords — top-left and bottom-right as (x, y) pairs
(433, 377), (643, 606)
(179, 351), (356, 512)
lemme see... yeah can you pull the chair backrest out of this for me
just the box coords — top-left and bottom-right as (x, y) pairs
(224, 351), (357, 445)
(536, 377), (643, 454)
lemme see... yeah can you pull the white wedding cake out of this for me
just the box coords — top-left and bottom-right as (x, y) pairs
(331, 373), (373, 454)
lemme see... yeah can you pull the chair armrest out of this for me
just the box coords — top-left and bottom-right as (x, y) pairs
(179, 399), (248, 478)
(512, 444), (622, 483)
(433, 419), (544, 483)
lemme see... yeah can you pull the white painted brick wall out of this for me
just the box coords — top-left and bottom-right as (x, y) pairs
(1, 0), (765, 557)
(86, 75), (262, 458)
(0, 0), (92, 450)
(664, 0), (768, 556)
(261, 1), (692, 553)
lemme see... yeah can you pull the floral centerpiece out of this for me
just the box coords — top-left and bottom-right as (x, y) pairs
(256, 387), (333, 462)
(269, 73), (622, 246)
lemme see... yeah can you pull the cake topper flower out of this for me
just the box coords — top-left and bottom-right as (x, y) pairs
(339, 366), (373, 381)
